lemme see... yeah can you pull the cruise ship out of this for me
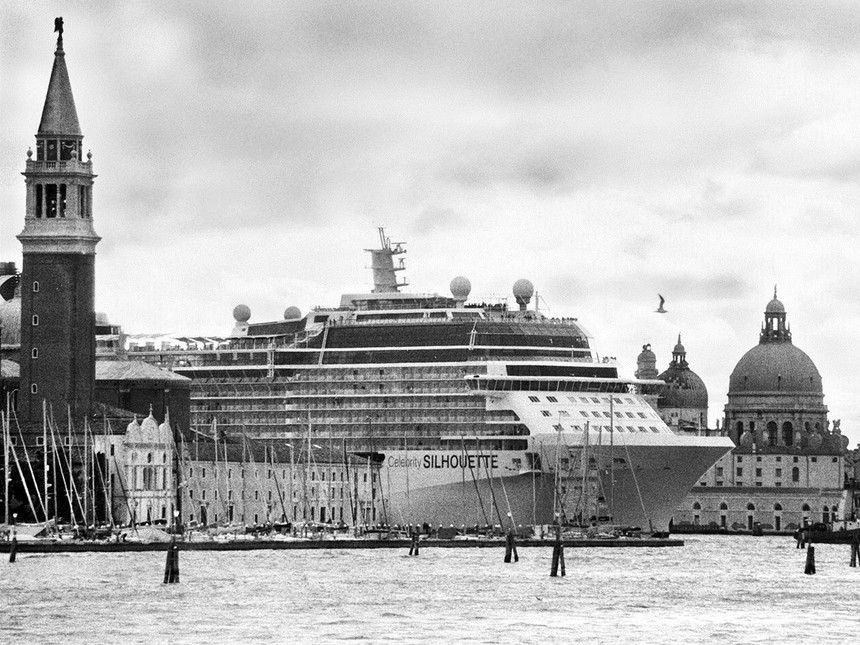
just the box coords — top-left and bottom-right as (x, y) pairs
(128, 230), (734, 531)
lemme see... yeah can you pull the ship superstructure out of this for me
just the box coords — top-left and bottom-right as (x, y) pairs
(126, 229), (733, 530)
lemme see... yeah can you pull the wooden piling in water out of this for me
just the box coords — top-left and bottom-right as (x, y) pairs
(163, 538), (180, 584)
(504, 529), (518, 563)
(408, 531), (419, 556)
(550, 525), (565, 577)
(9, 535), (16, 563)
(804, 545), (816, 575)
(850, 534), (860, 568)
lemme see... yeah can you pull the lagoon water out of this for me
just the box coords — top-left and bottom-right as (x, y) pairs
(1, 535), (857, 644)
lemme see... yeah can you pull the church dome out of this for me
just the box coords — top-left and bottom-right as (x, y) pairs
(728, 342), (822, 394)
(658, 362), (708, 409)
(729, 293), (822, 395)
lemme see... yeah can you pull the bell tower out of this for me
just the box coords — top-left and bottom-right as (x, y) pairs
(18, 18), (100, 422)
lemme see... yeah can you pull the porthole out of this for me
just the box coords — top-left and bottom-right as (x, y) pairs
(33, 281), (40, 292)
(30, 383), (38, 394)
(31, 348), (38, 359)
(32, 314), (39, 326)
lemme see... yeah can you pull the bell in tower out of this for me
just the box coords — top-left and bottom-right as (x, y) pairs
(18, 18), (100, 423)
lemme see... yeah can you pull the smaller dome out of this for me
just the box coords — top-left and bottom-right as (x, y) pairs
(233, 304), (251, 323)
(637, 344), (656, 361)
(450, 276), (471, 300)
(765, 298), (785, 313)
(513, 279), (534, 306)
(284, 306), (302, 320)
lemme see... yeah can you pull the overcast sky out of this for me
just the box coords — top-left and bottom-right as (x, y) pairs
(2, 2), (860, 444)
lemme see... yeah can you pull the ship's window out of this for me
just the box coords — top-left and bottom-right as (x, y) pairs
(603, 412), (611, 418)
(580, 411), (589, 417)
(626, 412), (635, 418)
(638, 426), (647, 432)
(33, 281), (40, 292)
(590, 397), (600, 403)
(546, 396), (558, 403)
(31, 348), (38, 359)
(613, 398), (623, 405)
(627, 426), (634, 432)
(591, 411), (600, 417)
(638, 412), (647, 419)
(650, 427), (660, 433)
(615, 412), (623, 418)
(528, 396), (539, 403)
(32, 314), (39, 326)
(553, 424), (563, 431)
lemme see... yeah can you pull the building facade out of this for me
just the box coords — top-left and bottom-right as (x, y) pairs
(674, 292), (848, 531)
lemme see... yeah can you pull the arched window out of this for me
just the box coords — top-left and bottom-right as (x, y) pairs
(782, 421), (794, 446)
(692, 502), (702, 510)
(822, 506), (830, 523)
(147, 453), (153, 463)
(719, 502), (728, 510)
(774, 503), (783, 511)
(736, 421), (744, 440)
(746, 503), (755, 511)
(749, 421), (755, 432)
(802, 503), (811, 512)
(766, 421), (777, 446)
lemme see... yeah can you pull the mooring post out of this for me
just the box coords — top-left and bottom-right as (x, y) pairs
(504, 528), (518, 563)
(409, 529), (419, 556)
(163, 536), (180, 584)
(804, 545), (816, 575)
(550, 522), (565, 577)
(850, 533), (860, 568)
(9, 513), (17, 564)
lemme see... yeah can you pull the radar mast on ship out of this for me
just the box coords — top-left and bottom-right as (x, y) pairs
(368, 227), (407, 293)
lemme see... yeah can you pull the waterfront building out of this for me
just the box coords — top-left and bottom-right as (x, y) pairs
(673, 292), (849, 531)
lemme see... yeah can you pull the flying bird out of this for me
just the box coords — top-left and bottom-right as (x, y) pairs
(655, 294), (667, 313)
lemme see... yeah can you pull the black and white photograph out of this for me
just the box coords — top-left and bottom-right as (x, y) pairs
(2, 2), (860, 643)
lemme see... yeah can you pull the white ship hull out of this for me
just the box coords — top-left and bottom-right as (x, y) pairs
(378, 434), (733, 531)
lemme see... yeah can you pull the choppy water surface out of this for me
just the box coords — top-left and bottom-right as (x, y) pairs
(1, 536), (858, 644)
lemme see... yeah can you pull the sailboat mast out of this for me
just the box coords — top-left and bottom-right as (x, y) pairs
(43, 401), (49, 523)
(3, 407), (9, 526)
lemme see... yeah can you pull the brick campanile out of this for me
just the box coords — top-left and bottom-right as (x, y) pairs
(18, 20), (100, 423)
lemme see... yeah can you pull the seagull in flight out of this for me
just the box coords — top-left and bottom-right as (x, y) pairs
(655, 294), (667, 313)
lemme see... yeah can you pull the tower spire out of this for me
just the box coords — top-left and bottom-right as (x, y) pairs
(39, 17), (80, 137)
